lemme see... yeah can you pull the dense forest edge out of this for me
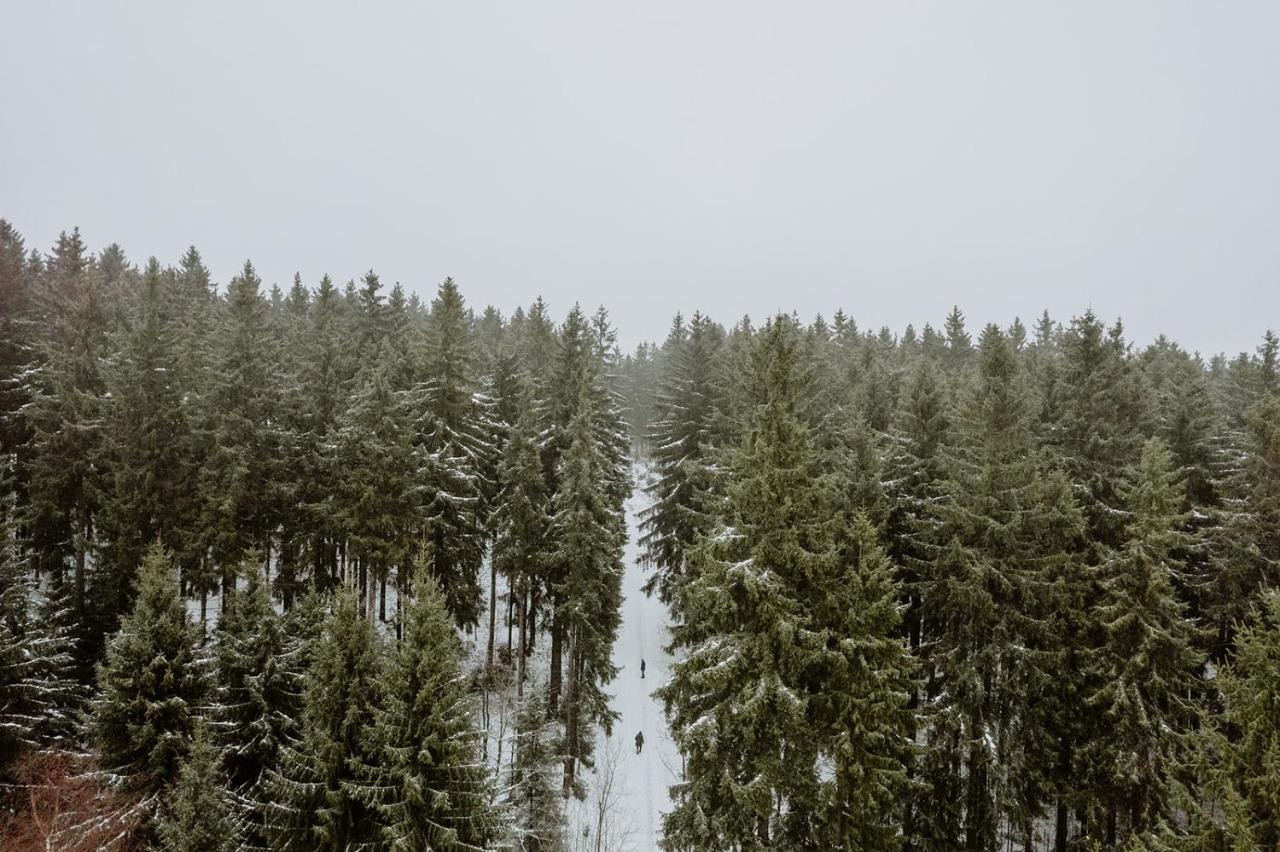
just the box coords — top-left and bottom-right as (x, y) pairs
(1, 218), (1278, 850)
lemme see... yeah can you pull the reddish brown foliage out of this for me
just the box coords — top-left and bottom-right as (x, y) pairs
(0, 751), (150, 852)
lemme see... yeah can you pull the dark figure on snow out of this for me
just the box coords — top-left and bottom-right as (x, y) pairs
(635, 730), (644, 754)
(640, 657), (646, 679)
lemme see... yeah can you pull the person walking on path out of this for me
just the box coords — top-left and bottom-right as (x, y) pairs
(635, 730), (644, 754)
(640, 657), (646, 679)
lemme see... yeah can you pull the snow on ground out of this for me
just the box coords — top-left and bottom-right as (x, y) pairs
(569, 464), (679, 851)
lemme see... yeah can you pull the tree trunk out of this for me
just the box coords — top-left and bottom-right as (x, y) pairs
(379, 574), (387, 622)
(562, 629), (578, 797)
(506, 573), (514, 653)
(1055, 799), (1068, 852)
(549, 603), (563, 714)
(517, 584), (527, 699)
(74, 506), (88, 620)
(528, 584), (538, 650)
(486, 558), (497, 673)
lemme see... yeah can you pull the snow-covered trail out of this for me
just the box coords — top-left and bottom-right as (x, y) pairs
(573, 465), (680, 851)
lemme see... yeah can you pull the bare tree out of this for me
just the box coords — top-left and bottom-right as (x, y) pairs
(570, 737), (634, 852)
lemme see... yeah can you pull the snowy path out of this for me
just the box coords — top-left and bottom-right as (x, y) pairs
(571, 468), (679, 851)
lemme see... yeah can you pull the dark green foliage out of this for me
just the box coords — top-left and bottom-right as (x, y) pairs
(1208, 591), (1280, 848)
(1087, 438), (1204, 842)
(156, 723), (239, 852)
(90, 542), (208, 793)
(264, 589), (381, 851)
(358, 573), (496, 849)
(211, 559), (304, 845)
(551, 383), (625, 793)
(659, 316), (914, 850)
(505, 685), (565, 851)
(410, 278), (494, 627)
(640, 311), (724, 606)
(0, 468), (83, 772)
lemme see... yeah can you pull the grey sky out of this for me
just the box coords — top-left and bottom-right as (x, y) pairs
(2, 1), (1277, 355)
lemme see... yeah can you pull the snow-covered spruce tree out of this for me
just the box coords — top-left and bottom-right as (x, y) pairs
(286, 274), (350, 596)
(197, 260), (279, 606)
(409, 277), (493, 627)
(211, 557), (304, 846)
(820, 510), (918, 850)
(334, 340), (415, 624)
(356, 572), (496, 849)
(544, 304), (630, 715)
(639, 310), (725, 608)
(90, 541), (208, 794)
(264, 587), (381, 851)
(1086, 437), (1204, 843)
(492, 378), (550, 695)
(1055, 310), (1149, 555)
(917, 325), (1083, 851)
(22, 229), (106, 652)
(1198, 590), (1280, 849)
(1212, 391), (1280, 659)
(551, 382), (624, 797)
(505, 683), (566, 851)
(882, 356), (950, 668)
(156, 722), (239, 852)
(0, 220), (33, 459)
(0, 467), (83, 773)
(659, 315), (912, 849)
(96, 258), (196, 632)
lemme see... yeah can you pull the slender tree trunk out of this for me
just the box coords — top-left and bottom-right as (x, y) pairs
(395, 566), (404, 644)
(486, 558), (497, 672)
(528, 584), (538, 650)
(965, 736), (992, 852)
(359, 560), (367, 615)
(379, 575), (387, 621)
(517, 584), (527, 699)
(549, 612), (562, 715)
(506, 573), (514, 653)
(1055, 800), (1068, 852)
(562, 629), (578, 796)
(74, 506), (88, 620)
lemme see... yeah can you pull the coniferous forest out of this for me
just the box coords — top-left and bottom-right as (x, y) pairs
(2, 218), (1280, 851)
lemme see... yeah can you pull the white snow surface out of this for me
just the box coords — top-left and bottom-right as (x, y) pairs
(569, 464), (680, 851)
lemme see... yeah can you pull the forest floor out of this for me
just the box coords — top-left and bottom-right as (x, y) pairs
(566, 465), (680, 851)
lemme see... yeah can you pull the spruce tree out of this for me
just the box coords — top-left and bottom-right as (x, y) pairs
(264, 588), (381, 851)
(919, 325), (1081, 851)
(90, 542), (208, 793)
(505, 684), (565, 851)
(0, 220), (33, 460)
(1207, 590), (1280, 848)
(357, 573), (496, 849)
(96, 258), (193, 630)
(199, 260), (278, 604)
(156, 723), (239, 852)
(492, 379), (550, 694)
(660, 316), (911, 849)
(23, 229), (106, 646)
(550, 384), (624, 796)
(0, 466), (83, 772)
(640, 311), (724, 606)
(1087, 437), (1203, 842)
(821, 512), (918, 851)
(334, 341), (415, 624)
(410, 278), (493, 627)
(211, 558), (304, 845)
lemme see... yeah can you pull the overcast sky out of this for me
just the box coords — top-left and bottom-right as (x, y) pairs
(2, 1), (1277, 354)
